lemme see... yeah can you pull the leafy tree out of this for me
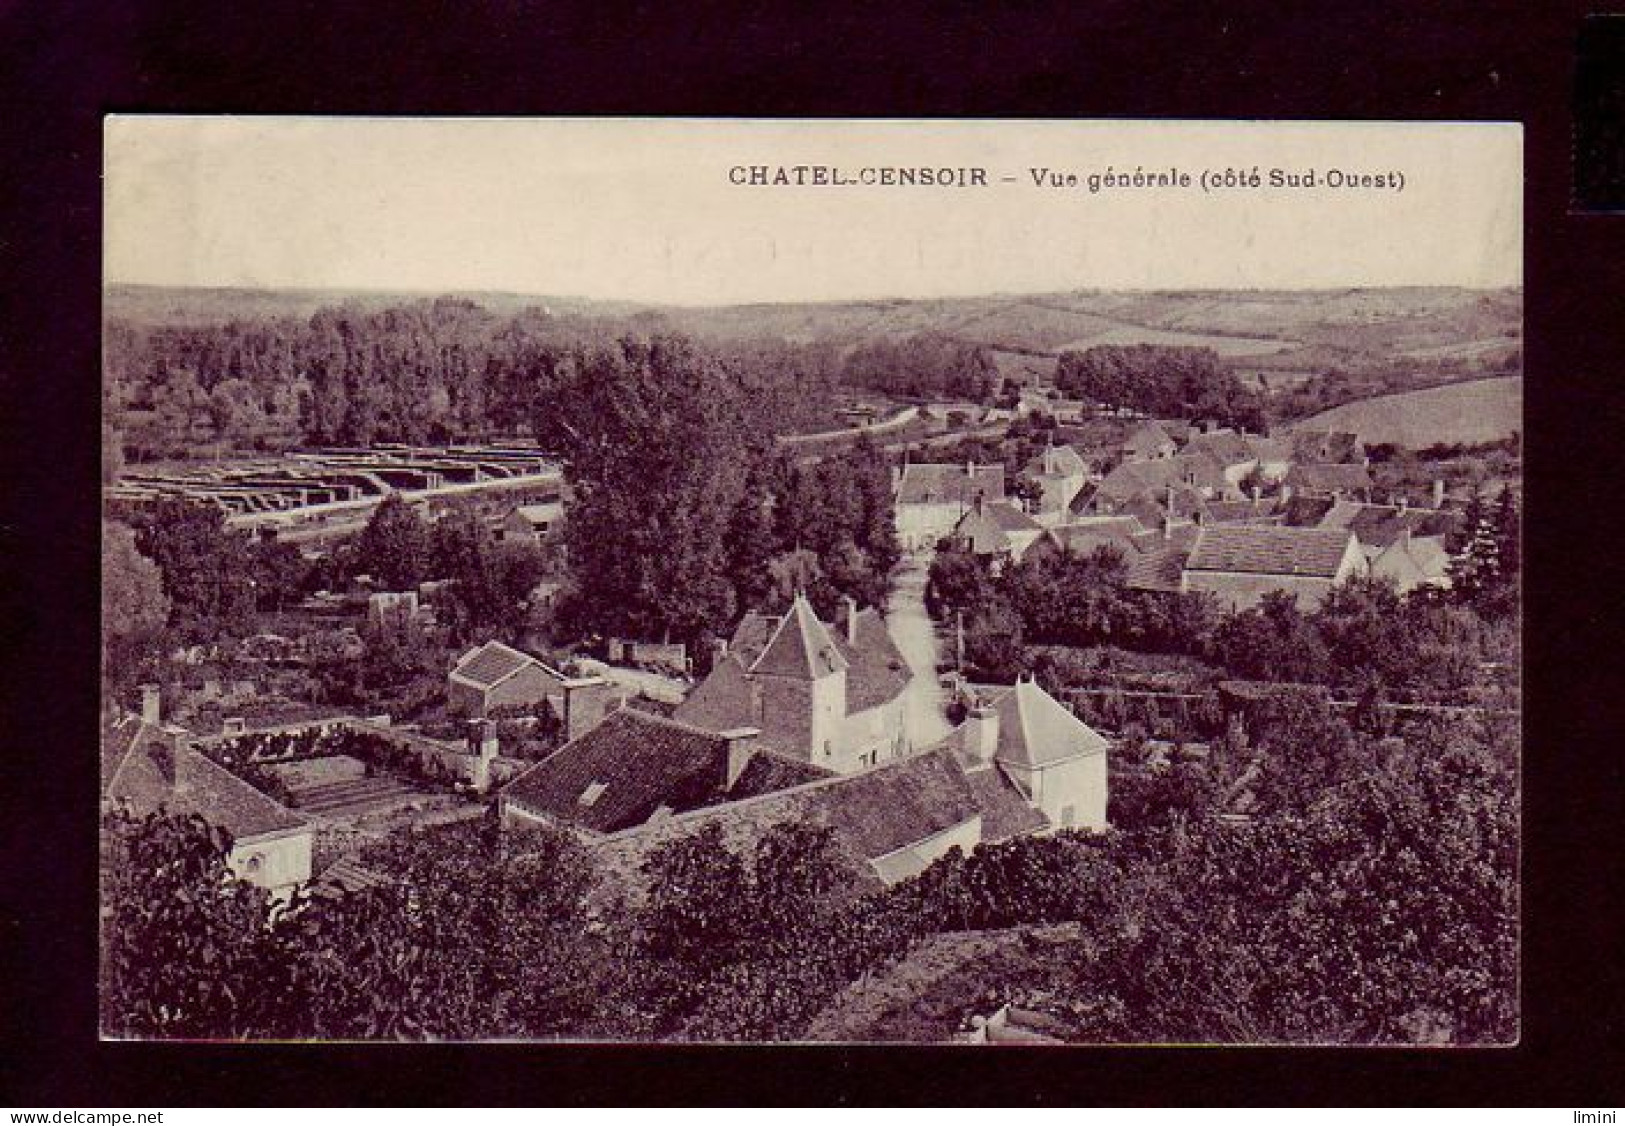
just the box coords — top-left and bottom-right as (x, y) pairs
(355, 494), (432, 591)
(100, 810), (279, 1039)
(133, 497), (256, 642)
(102, 520), (170, 685)
(248, 538), (309, 613)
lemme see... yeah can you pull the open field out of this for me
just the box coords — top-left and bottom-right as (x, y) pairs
(1288, 375), (1522, 447)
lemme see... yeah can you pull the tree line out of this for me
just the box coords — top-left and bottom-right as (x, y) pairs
(1054, 344), (1266, 429)
(105, 300), (1007, 462)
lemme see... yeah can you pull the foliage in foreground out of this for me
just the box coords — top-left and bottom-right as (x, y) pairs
(102, 711), (1515, 1044)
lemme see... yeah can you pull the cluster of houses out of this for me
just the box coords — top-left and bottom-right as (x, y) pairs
(899, 420), (1458, 610)
(105, 588), (1116, 906)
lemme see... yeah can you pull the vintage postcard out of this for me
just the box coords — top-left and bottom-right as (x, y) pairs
(100, 118), (1521, 1044)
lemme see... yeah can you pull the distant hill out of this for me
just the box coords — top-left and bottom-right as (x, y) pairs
(1287, 375), (1523, 447)
(105, 283), (1521, 393)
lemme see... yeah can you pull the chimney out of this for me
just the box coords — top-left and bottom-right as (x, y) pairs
(719, 726), (761, 789)
(467, 718), (499, 761)
(1433, 478), (1446, 508)
(1280, 484), (1294, 505)
(1397, 495), (1408, 515)
(844, 595), (859, 645)
(139, 684), (161, 726)
(1251, 484), (1261, 504)
(963, 701), (1000, 764)
(966, 460), (975, 481)
(560, 676), (611, 741)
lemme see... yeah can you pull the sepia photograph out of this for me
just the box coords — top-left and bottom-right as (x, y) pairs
(98, 117), (1522, 1045)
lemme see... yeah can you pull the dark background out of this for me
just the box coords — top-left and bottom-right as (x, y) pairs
(2, 0), (1621, 1107)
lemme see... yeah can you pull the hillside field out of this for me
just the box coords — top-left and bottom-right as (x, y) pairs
(1287, 376), (1523, 447)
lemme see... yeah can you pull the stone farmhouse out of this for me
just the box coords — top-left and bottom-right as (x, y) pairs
(447, 639), (567, 717)
(676, 593), (911, 773)
(894, 462), (1007, 551)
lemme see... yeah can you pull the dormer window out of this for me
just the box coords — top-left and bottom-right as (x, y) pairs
(578, 780), (608, 807)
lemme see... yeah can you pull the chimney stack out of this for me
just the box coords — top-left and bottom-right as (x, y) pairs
(467, 718), (499, 761)
(844, 595), (859, 645)
(1433, 478), (1446, 509)
(1251, 484), (1261, 504)
(1397, 495), (1408, 515)
(560, 676), (611, 741)
(719, 727), (761, 790)
(139, 684), (160, 726)
(963, 700), (1000, 764)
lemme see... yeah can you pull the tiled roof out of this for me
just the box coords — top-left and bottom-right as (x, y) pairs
(1125, 544), (1191, 593)
(751, 594), (849, 679)
(1203, 497), (1282, 524)
(964, 764), (1050, 841)
(591, 747), (983, 876)
(1290, 429), (1364, 465)
(503, 707), (811, 835)
(994, 679), (1110, 769)
(1040, 520), (1141, 561)
(952, 501), (1041, 554)
(1186, 524), (1356, 578)
(1127, 520), (1201, 556)
(1246, 435), (1295, 462)
(896, 463), (1007, 507)
(1340, 504), (1462, 549)
(1372, 533), (1451, 583)
(1023, 445), (1087, 479)
(1286, 463), (1375, 495)
(1186, 430), (1256, 468)
(451, 640), (560, 690)
(837, 608), (912, 713)
(106, 722), (308, 842)
(312, 856), (394, 898)
(726, 750), (836, 799)
(682, 602), (908, 739)
(1121, 422), (1175, 455)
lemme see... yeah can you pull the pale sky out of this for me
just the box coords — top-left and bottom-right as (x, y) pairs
(105, 117), (1522, 305)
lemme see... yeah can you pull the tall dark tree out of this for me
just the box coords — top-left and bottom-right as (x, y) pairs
(354, 494), (432, 591)
(133, 498), (256, 642)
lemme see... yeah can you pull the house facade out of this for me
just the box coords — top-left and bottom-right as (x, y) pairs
(894, 462), (1007, 551)
(676, 593), (910, 773)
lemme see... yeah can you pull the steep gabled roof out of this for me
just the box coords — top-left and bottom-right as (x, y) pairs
(1125, 543), (1192, 593)
(994, 679), (1109, 769)
(834, 607), (912, 713)
(1186, 524), (1357, 578)
(952, 501), (1042, 555)
(1023, 444), (1088, 479)
(1121, 421), (1176, 456)
(450, 640), (562, 690)
(750, 593), (849, 679)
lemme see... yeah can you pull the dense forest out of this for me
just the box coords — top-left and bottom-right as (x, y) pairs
(103, 299), (1006, 461)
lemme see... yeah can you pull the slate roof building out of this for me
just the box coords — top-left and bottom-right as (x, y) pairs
(1369, 530), (1453, 593)
(675, 593), (911, 773)
(1291, 429), (1365, 466)
(103, 712), (313, 899)
(1020, 444), (1091, 516)
(1182, 524), (1367, 610)
(895, 462), (1008, 551)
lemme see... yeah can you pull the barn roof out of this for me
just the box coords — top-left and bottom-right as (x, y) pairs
(1186, 524), (1356, 578)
